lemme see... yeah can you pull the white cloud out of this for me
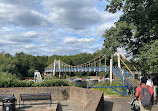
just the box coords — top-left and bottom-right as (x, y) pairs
(22, 31), (38, 37)
(42, 0), (118, 31)
(3, 0), (38, 9)
(63, 37), (77, 44)
(0, 2), (50, 27)
(78, 38), (94, 43)
(62, 37), (95, 47)
(0, 0), (121, 56)
(96, 22), (114, 36)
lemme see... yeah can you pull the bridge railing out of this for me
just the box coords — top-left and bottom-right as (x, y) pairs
(112, 67), (137, 96)
(87, 85), (128, 96)
(45, 66), (110, 72)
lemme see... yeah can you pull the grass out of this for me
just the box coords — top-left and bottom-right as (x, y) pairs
(92, 80), (125, 96)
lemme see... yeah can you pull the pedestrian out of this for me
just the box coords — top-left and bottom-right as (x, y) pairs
(135, 76), (154, 111)
(146, 75), (154, 89)
(153, 76), (158, 104)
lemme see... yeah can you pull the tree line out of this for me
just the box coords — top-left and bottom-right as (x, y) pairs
(0, 51), (108, 79)
(0, 50), (140, 79)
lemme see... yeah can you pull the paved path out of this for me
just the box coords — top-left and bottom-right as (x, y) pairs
(104, 95), (132, 111)
(104, 95), (158, 111)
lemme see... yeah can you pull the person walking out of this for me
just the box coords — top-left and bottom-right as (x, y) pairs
(135, 76), (154, 111)
(146, 75), (154, 89)
(153, 76), (158, 104)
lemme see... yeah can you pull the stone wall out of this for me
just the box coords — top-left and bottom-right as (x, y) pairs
(0, 87), (70, 101)
(0, 87), (104, 111)
(69, 87), (104, 111)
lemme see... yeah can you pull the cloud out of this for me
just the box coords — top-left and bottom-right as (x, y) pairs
(0, 0), (119, 30)
(0, 29), (103, 56)
(2, 31), (38, 44)
(96, 22), (114, 36)
(0, 31), (43, 55)
(3, 0), (37, 9)
(62, 37), (95, 47)
(42, 0), (118, 30)
(0, 0), (121, 56)
(0, 2), (49, 27)
(63, 37), (77, 44)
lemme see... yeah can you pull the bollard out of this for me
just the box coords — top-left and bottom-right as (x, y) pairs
(87, 85), (89, 89)
(3, 96), (16, 111)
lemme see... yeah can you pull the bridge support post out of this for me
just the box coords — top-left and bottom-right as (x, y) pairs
(105, 56), (106, 72)
(53, 59), (56, 76)
(58, 60), (61, 78)
(117, 53), (121, 69)
(99, 56), (101, 72)
(110, 57), (113, 84)
(94, 60), (96, 72)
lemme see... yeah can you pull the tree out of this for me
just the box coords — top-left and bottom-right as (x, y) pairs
(103, 0), (158, 74)
(0, 53), (19, 76)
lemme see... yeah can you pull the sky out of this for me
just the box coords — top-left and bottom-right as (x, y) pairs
(0, 0), (122, 56)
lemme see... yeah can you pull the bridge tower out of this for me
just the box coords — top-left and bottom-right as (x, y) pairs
(110, 56), (113, 84)
(117, 53), (121, 69)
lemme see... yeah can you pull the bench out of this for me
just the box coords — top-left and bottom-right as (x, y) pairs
(19, 93), (52, 107)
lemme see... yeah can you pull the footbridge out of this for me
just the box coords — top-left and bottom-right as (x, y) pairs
(44, 53), (139, 95)
(45, 55), (109, 74)
(45, 53), (137, 83)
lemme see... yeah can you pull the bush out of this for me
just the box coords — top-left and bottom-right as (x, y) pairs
(0, 72), (73, 88)
(35, 79), (74, 87)
(0, 72), (19, 81)
(0, 79), (73, 88)
(0, 72), (74, 88)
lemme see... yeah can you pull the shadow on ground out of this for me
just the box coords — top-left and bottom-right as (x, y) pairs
(104, 101), (114, 111)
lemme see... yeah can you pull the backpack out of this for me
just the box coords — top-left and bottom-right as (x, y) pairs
(130, 97), (140, 111)
(140, 86), (151, 107)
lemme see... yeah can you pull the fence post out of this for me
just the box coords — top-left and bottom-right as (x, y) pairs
(126, 85), (128, 95)
(124, 85), (127, 96)
(110, 58), (113, 84)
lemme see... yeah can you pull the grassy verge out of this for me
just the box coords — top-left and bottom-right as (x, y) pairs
(92, 80), (125, 96)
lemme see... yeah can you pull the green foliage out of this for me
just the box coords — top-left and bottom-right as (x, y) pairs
(35, 79), (74, 87)
(0, 53), (19, 76)
(14, 52), (48, 78)
(142, 40), (158, 73)
(0, 79), (73, 88)
(0, 72), (19, 81)
(105, 0), (123, 13)
(0, 72), (73, 88)
(103, 0), (158, 74)
(47, 53), (96, 66)
(0, 51), (104, 79)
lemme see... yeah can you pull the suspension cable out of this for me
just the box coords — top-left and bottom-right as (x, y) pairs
(120, 57), (135, 76)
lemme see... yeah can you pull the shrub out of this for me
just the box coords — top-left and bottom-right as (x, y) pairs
(0, 72), (73, 87)
(35, 79), (74, 87)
